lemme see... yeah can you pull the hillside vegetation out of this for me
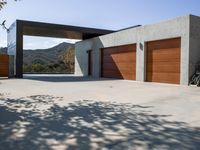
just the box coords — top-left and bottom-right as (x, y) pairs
(0, 42), (75, 74)
(23, 42), (75, 73)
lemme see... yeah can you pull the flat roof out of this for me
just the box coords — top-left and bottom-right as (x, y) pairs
(11, 20), (115, 39)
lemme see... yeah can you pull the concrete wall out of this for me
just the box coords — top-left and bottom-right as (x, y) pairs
(8, 55), (14, 78)
(7, 22), (17, 77)
(189, 15), (200, 79)
(75, 40), (92, 76)
(75, 15), (191, 85)
(7, 21), (23, 78)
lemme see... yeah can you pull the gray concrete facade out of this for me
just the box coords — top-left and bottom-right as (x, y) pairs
(189, 15), (200, 79)
(75, 15), (200, 85)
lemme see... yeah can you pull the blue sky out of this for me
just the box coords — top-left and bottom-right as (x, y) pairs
(0, 0), (200, 49)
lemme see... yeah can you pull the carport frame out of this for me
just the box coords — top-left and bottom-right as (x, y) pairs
(7, 20), (114, 78)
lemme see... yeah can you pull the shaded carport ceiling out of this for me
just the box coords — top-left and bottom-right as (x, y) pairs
(20, 20), (115, 39)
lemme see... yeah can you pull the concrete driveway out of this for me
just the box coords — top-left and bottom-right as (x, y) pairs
(0, 75), (200, 150)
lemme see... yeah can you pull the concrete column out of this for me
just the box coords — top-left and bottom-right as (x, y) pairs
(8, 55), (14, 78)
(92, 38), (104, 78)
(136, 41), (146, 82)
(180, 37), (190, 85)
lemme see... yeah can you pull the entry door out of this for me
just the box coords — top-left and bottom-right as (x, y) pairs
(101, 44), (136, 80)
(146, 38), (181, 84)
(87, 50), (92, 76)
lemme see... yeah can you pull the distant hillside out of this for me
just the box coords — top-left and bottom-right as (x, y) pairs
(0, 42), (74, 60)
(0, 42), (75, 73)
(23, 42), (75, 73)
(23, 42), (74, 65)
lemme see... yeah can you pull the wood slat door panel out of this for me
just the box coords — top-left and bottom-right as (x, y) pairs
(147, 63), (180, 73)
(0, 55), (9, 77)
(146, 38), (181, 84)
(147, 39), (181, 50)
(147, 48), (180, 62)
(0, 55), (9, 62)
(103, 62), (136, 71)
(101, 44), (136, 80)
(146, 73), (180, 84)
(103, 70), (136, 80)
(103, 53), (136, 63)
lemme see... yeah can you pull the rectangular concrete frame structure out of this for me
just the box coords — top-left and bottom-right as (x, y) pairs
(7, 20), (115, 78)
(75, 15), (200, 85)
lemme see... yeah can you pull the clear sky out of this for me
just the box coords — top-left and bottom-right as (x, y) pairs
(0, 0), (200, 49)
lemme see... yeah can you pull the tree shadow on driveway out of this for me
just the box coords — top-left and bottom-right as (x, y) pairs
(0, 95), (200, 150)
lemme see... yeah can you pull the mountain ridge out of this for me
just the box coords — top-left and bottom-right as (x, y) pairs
(23, 42), (74, 65)
(0, 42), (75, 73)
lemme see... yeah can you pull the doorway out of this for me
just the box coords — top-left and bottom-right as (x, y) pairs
(87, 50), (92, 76)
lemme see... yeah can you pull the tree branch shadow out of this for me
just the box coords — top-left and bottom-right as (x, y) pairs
(0, 95), (200, 150)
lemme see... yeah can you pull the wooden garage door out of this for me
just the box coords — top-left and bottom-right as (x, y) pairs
(101, 44), (136, 80)
(0, 55), (9, 77)
(146, 38), (181, 84)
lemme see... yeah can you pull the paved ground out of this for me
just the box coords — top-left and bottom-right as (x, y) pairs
(0, 74), (200, 150)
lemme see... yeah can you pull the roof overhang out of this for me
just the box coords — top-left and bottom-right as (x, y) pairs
(11, 20), (115, 39)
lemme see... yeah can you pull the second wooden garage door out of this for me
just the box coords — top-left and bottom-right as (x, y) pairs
(101, 44), (136, 80)
(146, 38), (181, 84)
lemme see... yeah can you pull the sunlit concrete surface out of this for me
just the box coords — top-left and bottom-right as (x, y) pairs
(0, 75), (200, 150)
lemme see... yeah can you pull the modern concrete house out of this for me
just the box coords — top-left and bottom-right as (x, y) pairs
(75, 15), (200, 85)
(6, 15), (200, 85)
